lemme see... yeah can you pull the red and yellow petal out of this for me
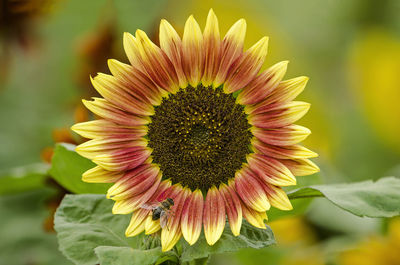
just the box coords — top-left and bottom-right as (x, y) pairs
(134, 30), (179, 93)
(93, 146), (151, 172)
(252, 139), (318, 160)
(71, 119), (147, 140)
(220, 181), (242, 236)
(280, 158), (320, 176)
(82, 98), (150, 127)
(247, 153), (296, 186)
(161, 186), (190, 252)
(262, 183), (293, 211)
(182, 15), (204, 87)
(181, 189), (204, 245)
(251, 124), (311, 146)
(241, 201), (267, 229)
(107, 164), (160, 200)
(235, 166), (271, 212)
(125, 208), (149, 237)
(75, 135), (147, 160)
(144, 214), (161, 235)
(75, 137), (147, 160)
(202, 9), (221, 87)
(82, 166), (123, 183)
(262, 76), (309, 105)
(223, 36), (269, 94)
(248, 101), (311, 129)
(123, 32), (145, 72)
(237, 61), (288, 105)
(203, 186), (226, 245)
(214, 19), (246, 87)
(107, 59), (164, 106)
(112, 173), (161, 214)
(125, 180), (172, 237)
(159, 19), (187, 88)
(91, 74), (154, 116)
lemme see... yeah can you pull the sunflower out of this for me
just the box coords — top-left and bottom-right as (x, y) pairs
(72, 9), (319, 252)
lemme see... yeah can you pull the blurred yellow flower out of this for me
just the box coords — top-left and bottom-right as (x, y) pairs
(270, 217), (326, 265)
(340, 218), (400, 265)
(270, 216), (317, 246)
(348, 29), (400, 153)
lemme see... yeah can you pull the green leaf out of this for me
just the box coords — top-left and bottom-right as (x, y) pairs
(288, 176), (400, 218)
(180, 221), (275, 262)
(54, 194), (139, 265)
(55, 194), (276, 265)
(49, 143), (111, 194)
(0, 163), (49, 195)
(94, 246), (175, 265)
(0, 189), (72, 265)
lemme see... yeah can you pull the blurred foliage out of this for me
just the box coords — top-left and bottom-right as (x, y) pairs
(0, 163), (48, 195)
(0, 189), (71, 265)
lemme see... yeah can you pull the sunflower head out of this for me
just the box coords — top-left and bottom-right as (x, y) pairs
(72, 9), (319, 252)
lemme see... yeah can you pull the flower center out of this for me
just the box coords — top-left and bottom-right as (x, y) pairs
(147, 85), (253, 190)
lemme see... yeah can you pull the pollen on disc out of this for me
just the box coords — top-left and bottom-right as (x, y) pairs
(147, 84), (253, 190)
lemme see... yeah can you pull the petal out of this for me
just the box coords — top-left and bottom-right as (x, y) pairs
(82, 98), (150, 127)
(280, 158), (320, 176)
(181, 189), (204, 245)
(248, 101), (311, 129)
(161, 186), (190, 252)
(262, 183), (292, 211)
(241, 202), (267, 229)
(182, 15), (204, 87)
(252, 139), (318, 160)
(251, 124), (311, 146)
(125, 208), (149, 237)
(247, 153), (296, 186)
(235, 166), (270, 212)
(202, 9), (221, 87)
(123, 32), (145, 72)
(237, 61), (288, 105)
(112, 173), (161, 214)
(214, 19), (246, 87)
(203, 186), (226, 245)
(125, 180), (171, 237)
(220, 181), (242, 236)
(82, 166), (123, 183)
(224, 36), (269, 94)
(159, 19), (187, 88)
(91, 74), (154, 116)
(75, 137), (147, 160)
(151, 180), (174, 203)
(93, 146), (151, 172)
(135, 30), (179, 93)
(145, 214), (161, 235)
(262, 76), (309, 105)
(71, 119), (147, 139)
(108, 59), (164, 106)
(107, 164), (160, 200)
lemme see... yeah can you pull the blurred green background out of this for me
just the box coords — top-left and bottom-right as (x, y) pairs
(1, 0), (400, 264)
